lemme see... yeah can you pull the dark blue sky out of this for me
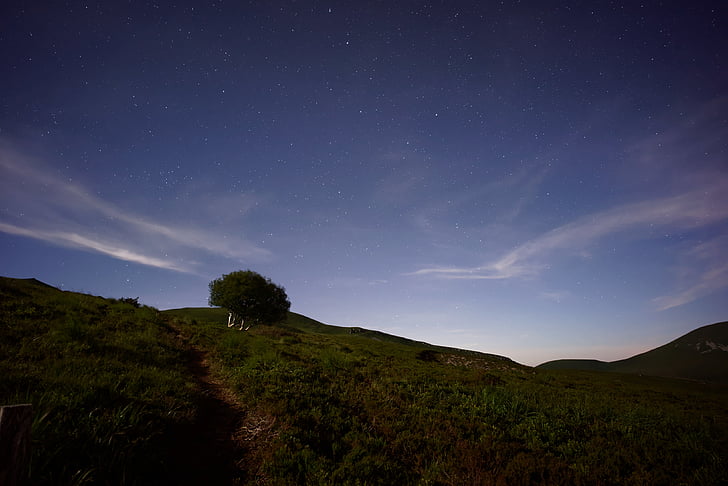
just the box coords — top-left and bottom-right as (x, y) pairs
(2, 1), (727, 365)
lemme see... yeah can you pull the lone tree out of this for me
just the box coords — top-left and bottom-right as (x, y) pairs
(209, 270), (290, 330)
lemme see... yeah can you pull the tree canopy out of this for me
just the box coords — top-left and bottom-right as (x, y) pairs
(208, 270), (290, 328)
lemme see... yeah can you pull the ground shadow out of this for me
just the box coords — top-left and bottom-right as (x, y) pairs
(158, 329), (249, 485)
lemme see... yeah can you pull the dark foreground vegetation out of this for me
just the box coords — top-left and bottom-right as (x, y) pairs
(0, 278), (198, 485)
(166, 307), (728, 485)
(2, 277), (727, 484)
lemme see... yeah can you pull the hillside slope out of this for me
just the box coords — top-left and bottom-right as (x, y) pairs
(4, 277), (728, 484)
(538, 321), (728, 383)
(162, 305), (728, 484)
(0, 276), (203, 484)
(165, 306), (518, 364)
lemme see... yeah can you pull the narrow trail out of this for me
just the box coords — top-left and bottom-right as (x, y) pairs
(162, 321), (274, 485)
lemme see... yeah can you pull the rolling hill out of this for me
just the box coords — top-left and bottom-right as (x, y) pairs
(164, 306), (517, 363)
(3, 276), (728, 484)
(538, 321), (728, 383)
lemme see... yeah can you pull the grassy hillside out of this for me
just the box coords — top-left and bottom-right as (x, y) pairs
(0, 277), (198, 485)
(2, 278), (727, 484)
(538, 321), (728, 383)
(166, 306), (728, 485)
(166, 307), (516, 362)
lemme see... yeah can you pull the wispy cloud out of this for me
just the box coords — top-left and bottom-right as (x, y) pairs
(0, 141), (270, 273)
(653, 236), (728, 311)
(409, 182), (728, 289)
(627, 96), (728, 183)
(411, 166), (550, 233)
(0, 222), (192, 272)
(539, 290), (571, 303)
(406, 97), (728, 310)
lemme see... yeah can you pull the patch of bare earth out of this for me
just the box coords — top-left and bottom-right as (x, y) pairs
(163, 322), (276, 485)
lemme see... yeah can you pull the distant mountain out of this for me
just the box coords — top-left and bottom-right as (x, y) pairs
(538, 321), (728, 384)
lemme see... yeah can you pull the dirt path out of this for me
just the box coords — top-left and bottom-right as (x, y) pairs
(162, 322), (272, 485)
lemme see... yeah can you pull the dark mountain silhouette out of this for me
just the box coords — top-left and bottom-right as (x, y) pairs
(538, 321), (728, 383)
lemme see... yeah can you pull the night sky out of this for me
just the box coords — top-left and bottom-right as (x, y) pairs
(2, 1), (726, 365)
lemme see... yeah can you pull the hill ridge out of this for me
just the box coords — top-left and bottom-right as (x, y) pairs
(538, 321), (728, 383)
(167, 306), (520, 366)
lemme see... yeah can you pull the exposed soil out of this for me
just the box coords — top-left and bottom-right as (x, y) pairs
(160, 322), (274, 485)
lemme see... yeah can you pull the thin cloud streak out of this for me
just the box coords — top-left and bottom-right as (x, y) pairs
(0, 222), (193, 273)
(540, 290), (571, 303)
(653, 262), (728, 311)
(0, 142), (271, 272)
(653, 236), (728, 311)
(409, 183), (728, 307)
(409, 167), (550, 235)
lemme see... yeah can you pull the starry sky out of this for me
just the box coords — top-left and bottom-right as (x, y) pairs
(2, 1), (727, 366)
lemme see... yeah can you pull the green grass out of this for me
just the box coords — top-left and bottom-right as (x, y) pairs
(0, 278), (197, 485)
(165, 307), (728, 485)
(3, 278), (727, 485)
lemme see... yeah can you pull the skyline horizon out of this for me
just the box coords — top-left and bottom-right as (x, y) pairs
(2, 2), (726, 367)
(1, 271), (722, 367)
